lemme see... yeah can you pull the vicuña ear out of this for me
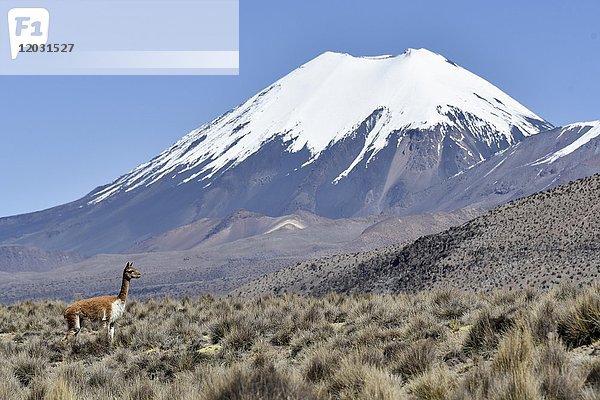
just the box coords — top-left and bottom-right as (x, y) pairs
(126, 262), (131, 267)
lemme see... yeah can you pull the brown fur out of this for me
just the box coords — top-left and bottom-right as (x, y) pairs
(63, 262), (141, 342)
(64, 296), (117, 321)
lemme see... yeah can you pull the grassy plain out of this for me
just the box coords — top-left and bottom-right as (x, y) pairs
(2, 285), (600, 399)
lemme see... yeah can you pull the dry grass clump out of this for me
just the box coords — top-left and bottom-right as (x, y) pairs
(408, 365), (457, 400)
(463, 307), (516, 356)
(45, 377), (78, 400)
(200, 360), (317, 400)
(0, 288), (600, 398)
(326, 356), (402, 400)
(535, 334), (583, 400)
(303, 347), (341, 383)
(557, 287), (600, 347)
(492, 323), (535, 373)
(391, 338), (437, 378)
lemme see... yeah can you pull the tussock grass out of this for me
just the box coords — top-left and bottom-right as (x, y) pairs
(303, 347), (341, 383)
(463, 306), (517, 356)
(557, 288), (600, 347)
(44, 377), (77, 400)
(0, 288), (599, 398)
(201, 362), (317, 400)
(392, 338), (437, 378)
(408, 365), (457, 400)
(535, 334), (583, 400)
(492, 323), (535, 373)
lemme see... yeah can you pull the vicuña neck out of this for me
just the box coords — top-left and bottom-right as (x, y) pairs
(118, 277), (130, 301)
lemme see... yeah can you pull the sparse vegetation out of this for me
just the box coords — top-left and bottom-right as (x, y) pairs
(1, 285), (600, 399)
(237, 174), (600, 297)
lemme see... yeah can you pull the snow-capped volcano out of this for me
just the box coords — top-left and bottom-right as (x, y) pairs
(89, 48), (551, 204)
(0, 48), (557, 255)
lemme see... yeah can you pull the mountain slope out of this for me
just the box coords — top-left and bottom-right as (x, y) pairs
(0, 210), (481, 303)
(0, 49), (552, 255)
(400, 120), (600, 214)
(0, 245), (82, 273)
(236, 173), (600, 296)
(88, 48), (550, 206)
(128, 210), (330, 253)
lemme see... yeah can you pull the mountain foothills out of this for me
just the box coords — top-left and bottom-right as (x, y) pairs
(0, 245), (81, 273)
(0, 209), (480, 303)
(236, 173), (600, 296)
(0, 48), (560, 256)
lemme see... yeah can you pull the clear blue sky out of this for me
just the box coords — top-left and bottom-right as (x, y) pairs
(1, 0), (599, 218)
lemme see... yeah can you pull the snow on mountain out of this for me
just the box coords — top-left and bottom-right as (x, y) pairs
(0, 48), (562, 256)
(89, 48), (551, 205)
(532, 121), (600, 165)
(402, 121), (600, 214)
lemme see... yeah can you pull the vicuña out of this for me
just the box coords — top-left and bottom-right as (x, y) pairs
(63, 262), (142, 343)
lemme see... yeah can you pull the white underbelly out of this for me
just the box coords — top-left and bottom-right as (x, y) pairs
(110, 300), (126, 322)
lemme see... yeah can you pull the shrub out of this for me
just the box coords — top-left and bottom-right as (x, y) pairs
(303, 348), (341, 383)
(528, 299), (557, 341)
(464, 308), (515, 355)
(201, 362), (317, 400)
(451, 362), (491, 400)
(557, 291), (600, 347)
(0, 364), (25, 400)
(536, 334), (583, 400)
(403, 315), (446, 341)
(11, 354), (45, 387)
(408, 365), (457, 400)
(208, 314), (233, 344)
(44, 377), (77, 400)
(492, 324), (534, 373)
(123, 379), (156, 400)
(392, 339), (437, 379)
(327, 357), (401, 400)
(584, 359), (600, 390)
(431, 289), (471, 320)
(222, 324), (256, 352)
(487, 368), (541, 400)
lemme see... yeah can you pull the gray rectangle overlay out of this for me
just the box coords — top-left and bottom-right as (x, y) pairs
(1, 0), (239, 75)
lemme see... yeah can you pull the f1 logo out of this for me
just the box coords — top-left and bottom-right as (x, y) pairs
(7, 8), (49, 60)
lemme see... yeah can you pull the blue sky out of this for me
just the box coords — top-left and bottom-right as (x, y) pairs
(1, 0), (599, 217)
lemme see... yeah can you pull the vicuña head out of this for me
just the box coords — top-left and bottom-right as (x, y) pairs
(63, 262), (142, 343)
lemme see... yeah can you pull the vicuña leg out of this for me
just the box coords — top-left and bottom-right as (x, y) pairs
(109, 322), (115, 343)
